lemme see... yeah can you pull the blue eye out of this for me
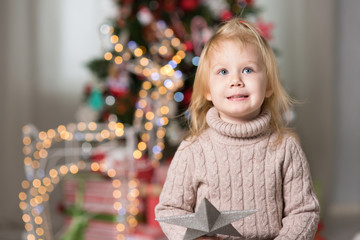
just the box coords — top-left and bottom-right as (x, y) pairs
(219, 69), (228, 75)
(243, 68), (253, 74)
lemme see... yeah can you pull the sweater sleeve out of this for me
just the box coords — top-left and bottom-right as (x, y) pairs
(275, 137), (320, 240)
(154, 141), (197, 240)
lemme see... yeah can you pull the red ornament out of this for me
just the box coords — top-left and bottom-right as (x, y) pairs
(91, 152), (106, 162)
(180, 0), (199, 12)
(221, 10), (234, 21)
(184, 40), (194, 52)
(256, 19), (274, 41)
(182, 88), (193, 106)
(108, 88), (129, 98)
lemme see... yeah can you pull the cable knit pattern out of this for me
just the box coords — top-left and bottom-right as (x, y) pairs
(155, 107), (320, 240)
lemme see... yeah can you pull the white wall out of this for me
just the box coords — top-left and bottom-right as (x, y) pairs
(0, 0), (33, 228)
(332, 0), (360, 216)
(259, 0), (360, 219)
(0, 0), (114, 228)
(32, 0), (115, 130)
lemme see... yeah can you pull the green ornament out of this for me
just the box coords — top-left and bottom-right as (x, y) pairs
(88, 88), (104, 111)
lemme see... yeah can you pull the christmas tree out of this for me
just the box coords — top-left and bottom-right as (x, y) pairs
(77, 0), (274, 165)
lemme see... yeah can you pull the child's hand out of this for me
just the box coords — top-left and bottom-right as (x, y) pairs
(195, 236), (222, 240)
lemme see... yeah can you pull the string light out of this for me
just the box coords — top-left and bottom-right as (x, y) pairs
(20, 122), (138, 239)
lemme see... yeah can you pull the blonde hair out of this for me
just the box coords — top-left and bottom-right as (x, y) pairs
(188, 18), (293, 141)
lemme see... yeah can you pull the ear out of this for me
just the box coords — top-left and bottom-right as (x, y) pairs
(265, 88), (273, 98)
(205, 92), (212, 101)
(265, 84), (273, 98)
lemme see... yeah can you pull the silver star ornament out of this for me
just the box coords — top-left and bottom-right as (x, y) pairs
(156, 198), (256, 240)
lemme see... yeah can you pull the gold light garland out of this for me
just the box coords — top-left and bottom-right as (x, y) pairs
(20, 122), (138, 240)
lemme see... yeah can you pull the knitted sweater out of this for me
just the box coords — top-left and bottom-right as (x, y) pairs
(155, 107), (320, 240)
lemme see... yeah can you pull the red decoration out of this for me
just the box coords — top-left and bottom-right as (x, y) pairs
(91, 152), (106, 162)
(182, 88), (193, 106)
(180, 0), (199, 11)
(314, 221), (327, 240)
(184, 41), (194, 52)
(221, 10), (234, 21)
(108, 88), (129, 98)
(256, 19), (274, 41)
(135, 156), (154, 183)
(147, 195), (161, 228)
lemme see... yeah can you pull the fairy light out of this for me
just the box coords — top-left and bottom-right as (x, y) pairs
(137, 142), (147, 151)
(145, 112), (154, 120)
(59, 165), (69, 175)
(24, 157), (32, 166)
(144, 122), (153, 131)
(171, 37), (180, 47)
(115, 56), (123, 64)
(23, 137), (31, 145)
(110, 35), (119, 43)
(164, 28), (174, 38)
(158, 86), (167, 95)
(139, 57), (149, 66)
(107, 168), (116, 178)
(135, 109), (143, 118)
(116, 223), (125, 232)
(38, 186), (46, 195)
(134, 48), (143, 57)
(104, 52), (113, 60)
(32, 161), (40, 169)
(122, 51), (131, 61)
(33, 151), (40, 160)
(133, 150), (142, 159)
(27, 234), (35, 240)
(77, 122), (87, 131)
(113, 189), (122, 198)
(69, 165), (79, 174)
(142, 81), (152, 90)
(158, 46), (168, 55)
(114, 43), (123, 52)
(21, 122), (138, 239)
(91, 162), (100, 172)
(23, 146), (31, 155)
(46, 185), (54, 193)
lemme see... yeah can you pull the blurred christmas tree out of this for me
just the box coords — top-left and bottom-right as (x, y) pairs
(77, 0), (274, 164)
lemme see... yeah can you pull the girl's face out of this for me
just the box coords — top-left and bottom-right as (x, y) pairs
(206, 40), (272, 124)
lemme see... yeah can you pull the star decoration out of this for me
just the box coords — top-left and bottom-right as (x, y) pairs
(156, 198), (256, 240)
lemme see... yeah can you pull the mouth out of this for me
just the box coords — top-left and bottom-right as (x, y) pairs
(227, 94), (249, 101)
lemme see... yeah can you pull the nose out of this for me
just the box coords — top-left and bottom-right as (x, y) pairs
(230, 75), (244, 87)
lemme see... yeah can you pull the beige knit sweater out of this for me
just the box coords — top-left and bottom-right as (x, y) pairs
(155, 107), (320, 240)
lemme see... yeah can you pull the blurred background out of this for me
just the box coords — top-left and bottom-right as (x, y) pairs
(0, 0), (359, 239)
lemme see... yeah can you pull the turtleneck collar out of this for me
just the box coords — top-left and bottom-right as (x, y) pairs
(206, 107), (271, 140)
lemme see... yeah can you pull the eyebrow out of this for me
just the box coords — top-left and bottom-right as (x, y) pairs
(211, 60), (260, 68)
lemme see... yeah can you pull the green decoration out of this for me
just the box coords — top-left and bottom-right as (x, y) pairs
(88, 88), (104, 111)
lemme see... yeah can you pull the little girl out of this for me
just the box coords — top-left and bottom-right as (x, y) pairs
(155, 18), (320, 240)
